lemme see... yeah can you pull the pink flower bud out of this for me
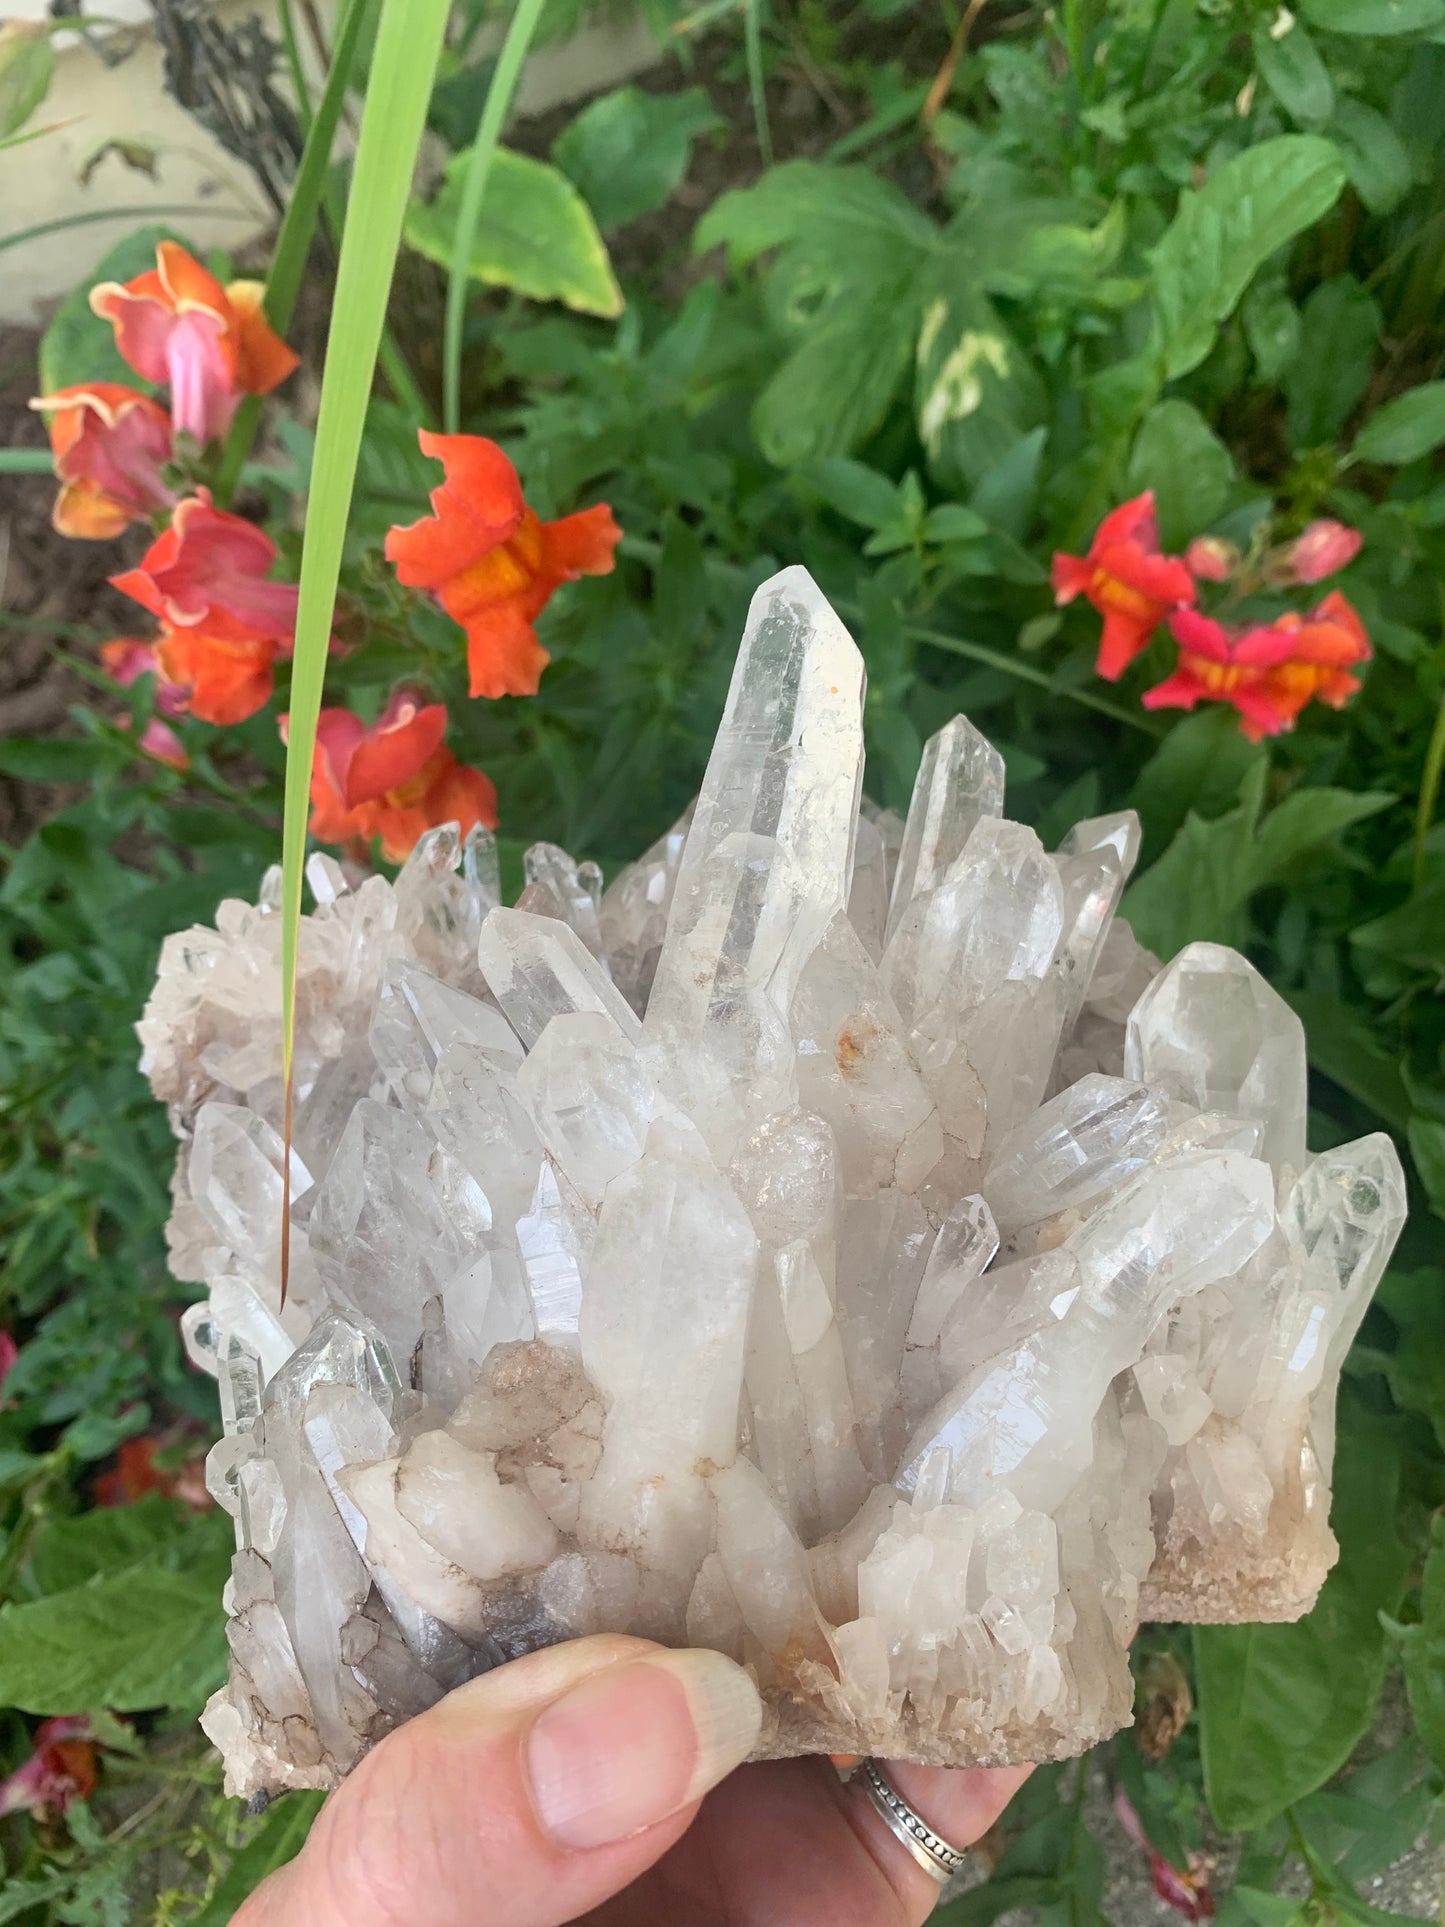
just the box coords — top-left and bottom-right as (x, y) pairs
(1184, 536), (1238, 582)
(1286, 519), (1361, 583)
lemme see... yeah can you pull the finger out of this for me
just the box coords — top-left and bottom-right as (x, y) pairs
(233, 1633), (762, 1927)
(845, 1758), (1034, 1923)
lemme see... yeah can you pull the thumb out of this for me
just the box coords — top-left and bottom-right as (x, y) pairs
(233, 1634), (762, 1927)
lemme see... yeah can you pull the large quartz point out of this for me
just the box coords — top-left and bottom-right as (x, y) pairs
(140, 568), (1404, 1798)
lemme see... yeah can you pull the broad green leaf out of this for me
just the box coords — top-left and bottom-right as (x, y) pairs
(406, 146), (621, 320)
(1281, 989), (1411, 1132)
(37, 224), (186, 394)
(1370, 1268), (1445, 1449)
(189, 1792), (325, 1925)
(0, 1560), (230, 1714)
(1351, 874), (1445, 973)
(1130, 707), (1265, 861)
(1243, 282), (1301, 384)
(1234, 1889), (1308, 1927)
(695, 160), (936, 265)
(1149, 136), (1347, 381)
(917, 283), (1047, 491)
(552, 84), (721, 228)
(970, 425), (1047, 537)
(1195, 1406), (1412, 1831)
(1253, 19), (1334, 123)
(755, 278), (924, 466)
(1331, 98), (1413, 214)
(1353, 381), (1445, 465)
(1302, 0), (1444, 31)
(803, 456), (903, 529)
(1126, 399), (1235, 549)
(1248, 786), (1394, 882)
(29, 1494), (231, 1595)
(1286, 275), (1381, 446)
(1402, 1515), (1445, 1771)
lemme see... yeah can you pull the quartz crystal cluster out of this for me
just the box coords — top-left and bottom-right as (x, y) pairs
(139, 568), (1406, 1798)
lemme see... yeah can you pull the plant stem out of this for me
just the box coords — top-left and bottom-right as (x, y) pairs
(0, 450), (53, 473)
(442, 0), (548, 436)
(1413, 672), (1445, 891)
(0, 204), (251, 256)
(745, 0), (774, 163)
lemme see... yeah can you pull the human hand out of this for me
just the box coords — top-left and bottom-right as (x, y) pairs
(233, 1634), (1031, 1927)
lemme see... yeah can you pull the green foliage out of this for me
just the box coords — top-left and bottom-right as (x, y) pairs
(37, 226), (190, 395)
(552, 83), (722, 228)
(405, 146), (622, 318)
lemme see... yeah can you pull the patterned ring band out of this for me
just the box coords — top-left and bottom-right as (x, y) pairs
(856, 1757), (970, 1886)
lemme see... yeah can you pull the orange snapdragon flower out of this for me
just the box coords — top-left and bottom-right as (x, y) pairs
(291, 692), (499, 863)
(1144, 594), (1371, 740)
(29, 383), (177, 539)
(385, 431), (622, 699)
(1052, 491), (1196, 679)
(112, 492), (299, 645)
(90, 241), (298, 447)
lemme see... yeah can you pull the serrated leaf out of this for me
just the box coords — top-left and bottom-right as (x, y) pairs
(552, 84), (721, 229)
(755, 279), (924, 468)
(1353, 381), (1445, 465)
(695, 160), (936, 265)
(29, 1494), (231, 1595)
(0, 1559), (230, 1714)
(1126, 399), (1235, 549)
(1149, 136), (1347, 381)
(405, 146), (621, 318)
(1195, 1406), (1412, 1831)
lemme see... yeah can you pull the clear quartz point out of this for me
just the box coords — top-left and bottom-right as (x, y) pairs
(140, 564), (1402, 1798)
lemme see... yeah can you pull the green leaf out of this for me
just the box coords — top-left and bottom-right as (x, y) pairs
(1195, 1407), (1412, 1831)
(1253, 19), (1334, 124)
(1281, 989), (1412, 1132)
(552, 85), (721, 229)
(0, 1559), (230, 1714)
(405, 146), (622, 320)
(1402, 1515), (1445, 1772)
(1126, 399), (1235, 549)
(37, 224), (188, 395)
(29, 1495), (231, 1595)
(1130, 707), (1265, 859)
(1373, 1268), (1445, 1450)
(1149, 136), (1347, 381)
(1407, 1116), (1445, 1217)
(188, 1792), (326, 1926)
(917, 283), (1047, 490)
(1124, 771), (1391, 956)
(755, 278), (924, 468)
(1351, 875), (1445, 974)
(1244, 283), (1301, 385)
(1234, 1888), (1308, 1927)
(1286, 275), (1381, 446)
(695, 160), (936, 265)
(803, 456), (902, 529)
(1353, 382), (1445, 465)
(1331, 97), (1414, 214)
(1301, 0), (1445, 31)
(0, 21), (54, 139)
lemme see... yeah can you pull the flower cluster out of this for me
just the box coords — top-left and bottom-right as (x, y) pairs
(33, 242), (620, 859)
(1052, 493), (1370, 740)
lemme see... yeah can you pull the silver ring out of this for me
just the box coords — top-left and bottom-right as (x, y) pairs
(855, 1757), (969, 1886)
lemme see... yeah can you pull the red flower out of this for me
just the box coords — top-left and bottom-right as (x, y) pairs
(385, 431), (621, 699)
(1113, 1790), (1215, 1922)
(1144, 594), (1371, 740)
(1052, 492), (1196, 679)
(0, 1331), (16, 1396)
(1282, 519), (1362, 584)
(95, 1434), (210, 1508)
(89, 241), (298, 447)
(290, 691), (499, 863)
(0, 1718), (99, 1818)
(99, 636), (188, 717)
(138, 717), (189, 770)
(1183, 535), (1237, 583)
(111, 492), (299, 647)
(154, 627), (280, 726)
(28, 383), (176, 540)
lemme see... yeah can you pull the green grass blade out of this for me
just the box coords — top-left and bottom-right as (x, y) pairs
(441, 0), (548, 435)
(744, 0), (773, 165)
(214, 0), (370, 505)
(278, 0), (451, 1287)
